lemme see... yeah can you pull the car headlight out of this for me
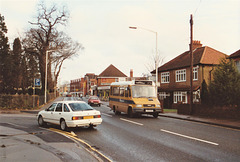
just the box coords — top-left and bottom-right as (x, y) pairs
(136, 104), (142, 108)
(156, 104), (161, 108)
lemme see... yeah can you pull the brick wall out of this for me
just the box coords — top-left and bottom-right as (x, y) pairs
(176, 104), (240, 120)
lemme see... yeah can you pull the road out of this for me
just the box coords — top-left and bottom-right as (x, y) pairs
(1, 97), (240, 162)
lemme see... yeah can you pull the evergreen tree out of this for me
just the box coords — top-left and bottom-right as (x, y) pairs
(0, 14), (12, 94)
(20, 56), (28, 94)
(201, 79), (209, 105)
(12, 38), (22, 92)
(209, 58), (240, 107)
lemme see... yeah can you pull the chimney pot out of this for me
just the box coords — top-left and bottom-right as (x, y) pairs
(190, 40), (202, 51)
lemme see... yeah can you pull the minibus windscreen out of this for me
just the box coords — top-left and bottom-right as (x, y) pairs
(132, 86), (156, 98)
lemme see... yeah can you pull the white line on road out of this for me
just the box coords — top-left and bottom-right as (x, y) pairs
(102, 113), (112, 117)
(7, 122), (28, 128)
(161, 129), (219, 146)
(120, 118), (143, 126)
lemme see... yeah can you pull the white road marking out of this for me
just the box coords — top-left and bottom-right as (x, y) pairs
(161, 129), (219, 146)
(71, 131), (77, 137)
(102, 113), (112, 117)
(7, 122), (28, 128)
(120, 118), (143, 126)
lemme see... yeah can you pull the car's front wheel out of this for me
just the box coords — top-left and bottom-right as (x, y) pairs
(38, 115), (46, 127)
(60, 119), (68, 131)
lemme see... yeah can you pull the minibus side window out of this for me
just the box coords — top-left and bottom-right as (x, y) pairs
(113, 87), (119, 96)
(124, 87), (129, 97)
(120, 87), (124, 97)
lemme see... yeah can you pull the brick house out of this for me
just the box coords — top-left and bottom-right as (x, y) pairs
(70, 78), (81, 95)
(84, 73), (97, 96)
(228, 49), (240, 72)
(70, 73), (98, 96)
(152, 41), (227, 109)
(97, 64), (127, 100)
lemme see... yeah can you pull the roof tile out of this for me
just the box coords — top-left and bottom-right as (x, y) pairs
(228, 49), (240, 58)
(99, 64), (127, 77)
(153, 46), (226, 73)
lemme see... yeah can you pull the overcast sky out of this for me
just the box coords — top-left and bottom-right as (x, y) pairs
(1, 0), (240, 85)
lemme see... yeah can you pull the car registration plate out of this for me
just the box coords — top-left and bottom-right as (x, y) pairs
(84, 116), (93, 119)
(146, 110), (154, 112)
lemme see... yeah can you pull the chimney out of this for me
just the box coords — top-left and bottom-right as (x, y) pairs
(190, 40), (202, 51)
(130, 69), (133, 78)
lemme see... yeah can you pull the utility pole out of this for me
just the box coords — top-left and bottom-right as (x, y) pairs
(190, 14), (193, 114)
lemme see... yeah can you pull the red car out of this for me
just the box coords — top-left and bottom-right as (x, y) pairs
(88, 96), (101, 106)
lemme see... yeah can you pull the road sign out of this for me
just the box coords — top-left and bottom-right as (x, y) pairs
(35, 78), (41, 86)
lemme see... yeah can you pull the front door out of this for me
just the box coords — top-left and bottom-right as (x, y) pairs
(44, 103), (57, 123)
(52, 103), (63, 125)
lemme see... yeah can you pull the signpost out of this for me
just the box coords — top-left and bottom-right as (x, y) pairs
(33, 78), (41, 108)
(35, 78), (41, 86)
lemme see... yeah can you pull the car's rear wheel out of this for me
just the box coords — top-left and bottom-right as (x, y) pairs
(38, 116), (46, 127)
(60, 119), (68, 131)
(88, 124), (95, 129)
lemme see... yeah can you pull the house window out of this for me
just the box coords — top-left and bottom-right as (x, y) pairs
(159, 92), (170, 100)
(174, 91), (187, 103)
(176, 69), (186, 82)
(161, 72), (170, 83)
(193, 67), (198, 80)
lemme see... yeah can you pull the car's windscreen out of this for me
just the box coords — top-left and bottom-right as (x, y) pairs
(132, 85), (156, 98)
(68, 103), (94, 111)
(90, 97), (99, 100)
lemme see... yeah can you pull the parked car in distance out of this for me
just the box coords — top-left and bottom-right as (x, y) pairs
(88, 96), (101, 106)
(37, 101), (102, 131)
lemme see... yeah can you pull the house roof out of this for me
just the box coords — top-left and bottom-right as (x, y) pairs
(152, 46), (227, 73)
(98, 64), (127, 77)
(228, 49), (240, 59)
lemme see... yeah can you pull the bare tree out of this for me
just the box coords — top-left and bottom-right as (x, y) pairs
(23, 1), (82, 93)
(145, 50), (164, 75)
(51, 31), (84, 88)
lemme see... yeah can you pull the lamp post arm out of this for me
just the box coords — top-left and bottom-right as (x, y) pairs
(129, 26), (159, 94)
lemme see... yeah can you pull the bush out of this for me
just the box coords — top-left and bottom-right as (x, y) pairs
(201, 79), (209, 105)
(209, 58), (240, 107)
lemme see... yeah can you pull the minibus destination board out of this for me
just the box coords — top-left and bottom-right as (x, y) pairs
(135, 80), (152, 85)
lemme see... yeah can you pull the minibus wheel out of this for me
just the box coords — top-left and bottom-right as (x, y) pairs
(114, 110), (121, 115)
(128, 107), (133, 118)
(153, 113), (159, 118)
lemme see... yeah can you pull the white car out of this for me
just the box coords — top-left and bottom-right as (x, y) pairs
(37, 101), (102, 130)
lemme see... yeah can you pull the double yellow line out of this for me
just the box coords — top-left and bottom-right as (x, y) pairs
(49, 128), (112, 162)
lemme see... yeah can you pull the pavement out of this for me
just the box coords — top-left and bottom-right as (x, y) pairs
(0, 97), (239, 162)
(0, 125), (99, 162)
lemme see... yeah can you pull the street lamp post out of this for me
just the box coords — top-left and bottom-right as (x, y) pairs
(129, 26), (158, 94)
